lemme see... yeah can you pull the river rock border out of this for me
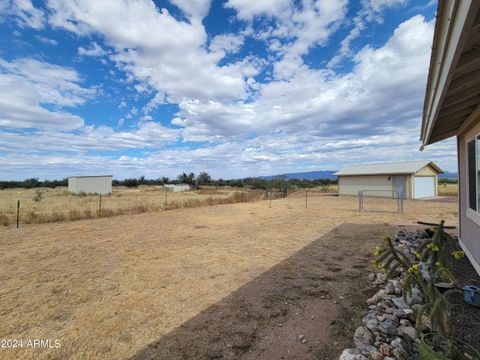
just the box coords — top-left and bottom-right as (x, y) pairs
(339, 229), (430, 360)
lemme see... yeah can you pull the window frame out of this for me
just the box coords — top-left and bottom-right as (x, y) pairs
(466, 134), (480, 226)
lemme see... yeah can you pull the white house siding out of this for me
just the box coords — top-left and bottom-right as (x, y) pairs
(458, 121), (480, 273)
(339, 175), (393, 197)
(68, 176), (112, 195)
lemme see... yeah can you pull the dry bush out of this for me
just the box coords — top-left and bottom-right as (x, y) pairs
(68, 209), (82, 221)
(84, 209), (93, 218)
(196, 188), (221, 195)
(50, 211), (65, 222)
(0, 212), (9, 226)
(438, 183), (458, 197)
(24, 211), (39, 224)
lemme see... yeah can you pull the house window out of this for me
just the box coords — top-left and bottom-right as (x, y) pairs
(467, 136), (480, 212)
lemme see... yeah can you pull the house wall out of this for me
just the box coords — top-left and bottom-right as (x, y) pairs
(68, 176), (112, 195)
(458, 119), (480, 273)
(338, 175), (394, 197)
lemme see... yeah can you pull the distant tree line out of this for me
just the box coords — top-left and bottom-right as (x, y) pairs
(0, 173), (337, 190)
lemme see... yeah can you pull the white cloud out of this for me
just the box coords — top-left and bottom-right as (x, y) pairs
(224, 0), (291, 20)
(328, 0), (408, 68)
(118, 100), (127, 109)
(169, 0), (212, 21)
(47, 0), (246, 103)
(35, 35), (58, 45)
(0, 121), (179, 154)
(0, 57), (95, 130)
(78, 42), (109, 57)
(209, 33), (245, 59)
(173, 14), (434, 147)
(5, 0), (45, 29)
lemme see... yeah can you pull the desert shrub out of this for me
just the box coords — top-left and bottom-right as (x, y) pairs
(50, 211), (65, 222)
(0, 213), (10, 226)
(68, 209), (81, 220)
(24, 211), (39, 224)
(32, 190), (43, 202)
(83, 209), (93, 218)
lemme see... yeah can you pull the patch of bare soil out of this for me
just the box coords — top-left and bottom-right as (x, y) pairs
(130, 224), (394, 360)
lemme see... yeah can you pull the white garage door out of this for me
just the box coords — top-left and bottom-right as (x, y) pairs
(414, 176), (435, 198)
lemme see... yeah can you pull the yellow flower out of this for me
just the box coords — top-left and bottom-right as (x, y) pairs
(415, 252), (421, 259)
(426, 243), (434, 249)
(431, 245), (440, 252)
(407, 264), (420, 274)
(452, 251), (465, 259)
(435, 261), (443, 267)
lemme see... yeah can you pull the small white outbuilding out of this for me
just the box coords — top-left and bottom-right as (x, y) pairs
(164, 184), (190, 192)
(334, 161), (443, 199)
(68, 175), (113, 195)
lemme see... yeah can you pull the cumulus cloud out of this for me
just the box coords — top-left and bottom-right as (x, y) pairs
(46, 0), (246, 104)
(0, 57), (95, 130)
(0, 0), (448, 179)
(78, 42), (109, 57)
(4, 0), (45, 29)
(225, 0), (291, 20)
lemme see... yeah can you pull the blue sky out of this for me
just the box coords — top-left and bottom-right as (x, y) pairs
(0, 0), (455, 180)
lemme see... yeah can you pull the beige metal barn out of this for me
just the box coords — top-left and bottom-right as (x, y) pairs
(334, 161), (443, 199)
(68, 175), (113, 195)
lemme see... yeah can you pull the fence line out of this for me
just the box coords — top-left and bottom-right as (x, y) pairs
(1, 190), (262, 227)
(358, 190), (404, 214)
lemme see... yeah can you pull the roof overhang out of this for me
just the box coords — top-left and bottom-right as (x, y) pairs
(421, 1), (480, 146)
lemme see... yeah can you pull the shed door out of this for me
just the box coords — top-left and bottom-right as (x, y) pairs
(414, 176), (435, 198)
(394, 176), (407, 198)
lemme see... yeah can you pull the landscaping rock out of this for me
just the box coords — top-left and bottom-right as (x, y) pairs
(362, 313), (379, 331)
(406, 288), (423, 306)
(378, 320), (397, 336)
(391, 297), (410, 309)
(392, 346), (408, 360)
(397, 325), (419, 341)
(378, 343), (391, 356)
(368, 351), (384, 360)
(390, 337), (404, 349)
(340, 349), (367, 360)
(358, 344), (378, 356)
(354, 326), (374, 347)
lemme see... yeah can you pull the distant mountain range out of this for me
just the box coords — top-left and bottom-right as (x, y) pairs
(438, 172), (458, 180)
(261, 170), (458, 181)
(260, 170), (337, 180)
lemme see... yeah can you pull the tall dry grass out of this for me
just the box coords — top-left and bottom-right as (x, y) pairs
(0, 187), (262, 225)
(438, 183), (458, 197)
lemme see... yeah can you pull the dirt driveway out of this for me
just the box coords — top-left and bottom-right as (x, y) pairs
(0, 193), (457, 359)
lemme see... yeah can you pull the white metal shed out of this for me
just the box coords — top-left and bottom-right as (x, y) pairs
(68, 175), (113, 195)
(164, 184), (190, 192)
(334, 161), (443, 199)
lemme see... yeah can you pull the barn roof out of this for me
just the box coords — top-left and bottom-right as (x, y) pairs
(334, 161), (443, 176)
(68, 175), (113, 178)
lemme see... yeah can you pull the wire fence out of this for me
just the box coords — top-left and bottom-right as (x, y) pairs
(358, 190), (404, 213)
(0, 188), (263, 227)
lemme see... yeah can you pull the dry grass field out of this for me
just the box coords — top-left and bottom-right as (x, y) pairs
(0, 193), (458, 359)
(0, 186), (261, 225)
(438, 182), (459, 196)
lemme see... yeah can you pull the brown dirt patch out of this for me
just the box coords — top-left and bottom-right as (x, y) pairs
(130, 223), (392, 360)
